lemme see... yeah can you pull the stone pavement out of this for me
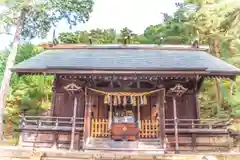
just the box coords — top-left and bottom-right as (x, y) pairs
(0, 146), (239, 160)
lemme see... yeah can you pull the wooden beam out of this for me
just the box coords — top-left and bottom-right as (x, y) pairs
(172, 96), (179, 153)
(70, 96), (78, 150)
(13, 69), (210, 75)
(92, 88), (156, 93)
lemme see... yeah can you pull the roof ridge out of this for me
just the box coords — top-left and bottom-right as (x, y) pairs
(38, 44), (209, 51)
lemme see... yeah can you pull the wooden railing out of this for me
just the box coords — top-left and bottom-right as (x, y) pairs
(140, 120), (159, 138)
(89, 118), (231, 138)
(20, 116), (84, 132)
(91, 119), (109, 137)
(165, 119), (231, 130)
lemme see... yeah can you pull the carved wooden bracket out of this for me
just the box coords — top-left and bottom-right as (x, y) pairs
(64, 83), (83, 94)
(166, 84), (188, 97)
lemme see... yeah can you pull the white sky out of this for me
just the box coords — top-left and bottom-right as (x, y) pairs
(0, 0), (179, 50)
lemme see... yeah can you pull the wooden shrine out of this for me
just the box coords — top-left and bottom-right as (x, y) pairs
(12, 44), (240, 153)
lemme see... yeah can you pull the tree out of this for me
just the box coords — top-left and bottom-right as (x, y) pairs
(0, 0), (94, 139)
(58, 28), (117, 44)
(118, 27), (139, 44)
(185, 0), (240, 118)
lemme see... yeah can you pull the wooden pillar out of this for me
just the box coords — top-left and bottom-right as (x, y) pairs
(87, 93), (92, 140)
(173, 96), (179, 153)
(18, 114), (24, 148)
(83, 87), (89, 149)
(51, 76), (57, 148)
(193, 81), (199, 151)
(192, 133), (196, 152)
(137, 97), (141, 129)
(158, 91), (165, 149)
(70, 96), (78, 150)
(108, 96), (113, 129)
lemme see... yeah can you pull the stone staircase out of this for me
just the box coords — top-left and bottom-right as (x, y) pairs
(85, 138), (165, 152)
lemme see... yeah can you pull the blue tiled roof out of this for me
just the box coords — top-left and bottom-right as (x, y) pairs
(12, 49), (240, 73)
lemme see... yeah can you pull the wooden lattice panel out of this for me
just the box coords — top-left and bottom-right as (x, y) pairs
(140, 120), (159, 138)
(91, 119), (109, 137)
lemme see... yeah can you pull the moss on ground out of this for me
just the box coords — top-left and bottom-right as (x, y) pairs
(216, 156), (240, 160)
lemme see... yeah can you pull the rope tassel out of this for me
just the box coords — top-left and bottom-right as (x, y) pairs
(118, 96), (121, 105)
(140, 96), (143, 105)
(133, 96), (137, 106)
(123, 96), (127, 106)
(104, 95), (108, 104)
(113, 96), (117, 106)
(143, 95), (147, 105)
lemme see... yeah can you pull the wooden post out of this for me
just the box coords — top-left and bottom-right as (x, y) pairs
(18, 114), (24, 148)
(158, 90), (165, 149)
(87, 93), (92, 140)
(83, 87), (89, 149)
(51, 76), (57, 149)
(173, 96), (179, 153)
(193, 82), (198, 151)
(109, 96), (113, 129)
(137, 97), (141, 130)
(70, 96), (78, 150)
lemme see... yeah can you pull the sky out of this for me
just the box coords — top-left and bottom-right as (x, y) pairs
(0, 0), (179, 50)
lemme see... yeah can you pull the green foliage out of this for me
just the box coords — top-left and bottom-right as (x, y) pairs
(0, 53), (7, 84)
(0, 44), (53, 137)
(0, 0), (95, 39)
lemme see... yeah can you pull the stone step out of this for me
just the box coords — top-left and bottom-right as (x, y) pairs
(85, 146), (165, 152)
(89, 138), (160, 142)
(87, 138), (162, 151)
(90, 140), (160, 144)
(89, 138), (160, 143)
(43, 158), (89, 160)
(87, 145), (161, 150)
(86, 142), (162, 150)
(89, 142), (161, 147)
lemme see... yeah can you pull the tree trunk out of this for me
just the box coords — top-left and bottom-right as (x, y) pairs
(214, 39), (221, 58)
(215, 78), (221, 115)
(228, 40), (232, 57)
(0, 8), (26, 140)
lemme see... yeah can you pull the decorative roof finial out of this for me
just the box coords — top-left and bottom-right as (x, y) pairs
(52, 29), (59, 45)
(89, 35), (93, 45)
(192, 38), (199, 48)
(123, 36), (128, 45)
